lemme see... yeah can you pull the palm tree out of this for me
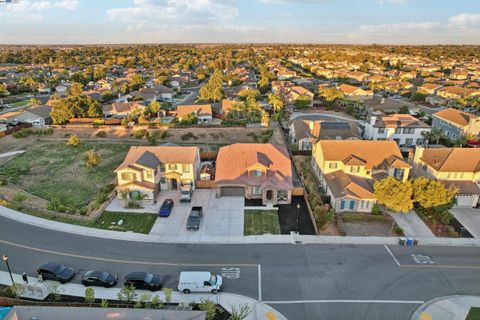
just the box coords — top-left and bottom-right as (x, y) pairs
(119, 189), (130, 208)
(422, 127), (444, 145)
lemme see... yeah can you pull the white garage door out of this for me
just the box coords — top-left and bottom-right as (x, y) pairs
(456, 195), (473, 207)
(221, 187), (245, 197)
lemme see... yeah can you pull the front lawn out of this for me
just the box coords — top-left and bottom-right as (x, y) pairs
(466, 307), (480, 320)
(0, 142), (130, 212)
(244, 210), (280, 236)
(92, 211), (157, 234)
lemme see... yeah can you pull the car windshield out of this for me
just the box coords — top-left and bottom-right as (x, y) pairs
(209, 274), (217, 285)
(100, 272), (109, 280)
(54, 264), (66, 274)
(144, 273), (153, 283)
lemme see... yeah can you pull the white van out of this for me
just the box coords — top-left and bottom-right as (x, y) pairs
(178, 271), (223, 294)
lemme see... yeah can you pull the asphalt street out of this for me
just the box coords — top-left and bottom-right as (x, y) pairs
(1, 216), (480, 320)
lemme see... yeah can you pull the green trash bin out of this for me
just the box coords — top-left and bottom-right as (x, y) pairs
(398, 238), (406, 246)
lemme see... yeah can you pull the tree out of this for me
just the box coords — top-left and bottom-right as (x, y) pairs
(119, 189), (130, 207)
(229, 303), (252, 320)
(118, 284), (137, 304)
(267, 93), (285, 113)
(19, 75), (37, 92)
(129, 74), (145, 91)
(162, 287), (173, 305)
(412, 177), (458, 209)
(84, 287), (95, 304)
(66, 134), (81, 146)
(398, 105), (409, 114)
(0, 83), (9, 97)
(147, 100), (161, 118)
(180, 113), (198, 125)
(374, 177), (413, 213)
(294, 94), (311, 109)
(51, 92), (103, 124)
(238, 88), (260, 101)
(28, 98), (40, 107)
(198, 69), (225, 102)
(69, 82), (84, 96)
(320, 87), (344, 103)
(85, 149), (102, 168)
(422, 127), (444, 145)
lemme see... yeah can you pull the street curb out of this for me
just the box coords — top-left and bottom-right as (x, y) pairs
(410, 295), (480, 320)
(1, 205), (480, 246)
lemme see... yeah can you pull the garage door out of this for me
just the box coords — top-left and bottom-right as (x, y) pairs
(221, 187), (245, 197)
(456, 195), (473, 207)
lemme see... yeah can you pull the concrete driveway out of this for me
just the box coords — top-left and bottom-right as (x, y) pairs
(387, 211), (435, 238)
(451, 208), (480, 239)
(149, 189), (244, 239)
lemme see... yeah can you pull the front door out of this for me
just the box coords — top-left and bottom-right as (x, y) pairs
(266, 190), (273, 200)
(171, 178), (178, 190)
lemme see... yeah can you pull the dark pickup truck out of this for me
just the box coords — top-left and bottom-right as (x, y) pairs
(186, 206), (203, 231)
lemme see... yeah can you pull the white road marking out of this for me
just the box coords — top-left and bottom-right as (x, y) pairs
(384, 244), (401, 266)
(0, 238), (258, 267)
(258, 264), (262, 302)
(263, 300), (425, 305)
(221, 267), (241, 279)
(411, 254), (435, 264)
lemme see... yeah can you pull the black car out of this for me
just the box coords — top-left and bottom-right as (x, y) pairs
(159, 199), (174, 217)
(37, 262), (76, 284)
(81, 270), (118, 288)
(186, 206), (203, 231)
(124, 272), (164, 291)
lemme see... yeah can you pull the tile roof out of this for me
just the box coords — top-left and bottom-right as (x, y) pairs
(324, 170), (375, 199)
(433, 108), (475, 127)
(317, 140), (408, 170)
(373, 114), (430, 129)
(420, 148), (480, 172)
(115, 146), (198, 172)
(176, 104), (212, 118)
(135, 151), (161, 169)
(215, 143), (293, 190)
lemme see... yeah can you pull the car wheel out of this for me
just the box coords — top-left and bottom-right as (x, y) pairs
(211, 289), (217, 294)
(183, 289), (191, 294)
(60, 280), (66, 284)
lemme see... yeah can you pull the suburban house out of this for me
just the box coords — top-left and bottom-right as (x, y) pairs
(221, 99), (240, 115)
(215, 143), (294, 205)
(312, 140), (411, 212)
(363, 96), (418, 114)
(418, 83), (442, 95)
(0, 105), (52, 126)
(289, 119), (361, 151)
(154, 84), (174, 99)
(283, 86), (314, 103)
(432, 108), (480, 140)
(364, 114), (431, 147)
(338, 84), (373, 100)
(413, 147), (480, 207)
(175, 104), (212, 123)
(436, 86), (475, 100)
(104, 102), (145, 118)
(114, 146), (201, 203)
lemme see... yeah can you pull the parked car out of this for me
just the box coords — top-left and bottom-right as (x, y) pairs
(124, 272), (164, 291)
(180, 185), (193, 203)
(186, 206), (203, 231)
(81, 270), (118, 288)
(37, 262), (76, 284)
(159, 199), (174, 217)
(178, 271), (223, 294)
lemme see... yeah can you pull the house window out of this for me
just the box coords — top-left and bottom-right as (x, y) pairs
(252, 186), (262, 195)
(160, 178), (166, 184)
(277, 190), (288, 201)
(403, 128), (414, 134)
(160, 163), (165, 172)
(328, 163), (338, 169)
(393, 139), (400, 145)
(378, 128), (385, 134)
(340, 200), (346, 210)
(182, 164), (190, 173)
(405, 138), (413, 146)
(416, 138), (424, 145)
(393, 168), (404, 180)
(145, 170), (153, 179)
(251, 170), (263, 177)
(350, 166), (360, 173)
(168, 164), (177, 171)
(349, 200), (355, 210)
(394, 128), (402, 134)
(121, 172), (136, 181)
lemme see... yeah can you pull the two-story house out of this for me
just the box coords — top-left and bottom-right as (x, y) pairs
(432, 108), (480, 140)
(114, 146), (201, 203)
(364, 114), (431, 147)
(312, 140), (411, 212)
(413, 147), (480, 207)
(215, 143), (293, 205)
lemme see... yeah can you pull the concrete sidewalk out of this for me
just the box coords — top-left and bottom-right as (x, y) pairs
(411, 295), (480, 320)
(0, 271), (287, 320)
(0, 150), (25, 158)
(2, 205), (480, 246)
(387, 211), (435, 238)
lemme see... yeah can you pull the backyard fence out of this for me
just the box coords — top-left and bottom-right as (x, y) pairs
(195, 180), (216, 189)
(0, 123), (32, 138)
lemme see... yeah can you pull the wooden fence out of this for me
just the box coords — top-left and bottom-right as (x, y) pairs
(195, 180), (216, 189)
(292, 187), (305, 196)
(200, 151), (218, 161)
(0, 123), (32, 138)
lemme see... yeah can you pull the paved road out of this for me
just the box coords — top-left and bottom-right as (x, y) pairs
(1, 216), (480, 320)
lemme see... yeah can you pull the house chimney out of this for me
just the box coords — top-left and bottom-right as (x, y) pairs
(381, 97), (385, 104)
(370, 115), (377, 126)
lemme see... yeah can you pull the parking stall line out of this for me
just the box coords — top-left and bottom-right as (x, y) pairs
(384, 244), (401, 266)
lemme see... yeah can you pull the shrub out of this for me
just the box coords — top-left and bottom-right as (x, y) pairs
(134, 129), (149, 139)
(198, 299), (219, 320)
(180, 132), (198, 140)
(393, 225), (404, 236)
(84, 287), (95, 303)
(447, 226), (458, 237)
(66, 134), (81, 146)
(13, 193), (27, 203)
(96, 130), (107, 138)
(126, 200), (142, 209)
(162, 287), (173, 305)
(371, 204), (382, 215)
(159, 130), (168, 139)
(85, 149), (102, 168)
(12, 128), (32, 138)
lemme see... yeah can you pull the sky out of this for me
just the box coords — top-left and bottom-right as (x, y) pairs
(0, 0), (479, 44)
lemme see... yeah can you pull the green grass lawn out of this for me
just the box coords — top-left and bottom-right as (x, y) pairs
(244, 210), (280, 236)
(466, 307), (480, 320)
(91, 211), (157, 234)
(0, 142), (130, 211)
(10, 100), (29, 107)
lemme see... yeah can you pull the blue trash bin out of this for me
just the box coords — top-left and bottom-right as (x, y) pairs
(406, 238), (414, 246)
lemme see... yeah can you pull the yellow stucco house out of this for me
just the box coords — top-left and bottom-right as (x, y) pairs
(413, 146), (480, 207)
(114, 146), (200, 203)
(312, 140), (410, 212)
